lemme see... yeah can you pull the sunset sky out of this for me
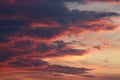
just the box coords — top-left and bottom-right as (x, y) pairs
(0, 0), (120, 80)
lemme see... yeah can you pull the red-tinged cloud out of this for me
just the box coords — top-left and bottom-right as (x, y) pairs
(1, 72), (120, 80)
(30, 20), (61, 28)
(0, 0), (120, 74)
(0, 0), (15, 5)
(0, 58), (92, 75)
(42, 65), (92, 74)
(0, 40), (92, 62)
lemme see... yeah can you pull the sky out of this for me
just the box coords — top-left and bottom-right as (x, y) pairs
(0, 0), (120, 80)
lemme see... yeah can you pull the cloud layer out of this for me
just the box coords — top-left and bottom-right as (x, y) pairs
(0, 0), (120, 76)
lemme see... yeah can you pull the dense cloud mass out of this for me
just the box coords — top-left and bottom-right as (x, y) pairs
(0, 0), (120, 76)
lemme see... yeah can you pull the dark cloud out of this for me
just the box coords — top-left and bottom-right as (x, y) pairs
(0, 0), (119, 40)
(9, 59), (48, 68)
(43, 48), (91, 58)
(28, 40), (92, 58)
(53, 40), (67, 49)
(0, 0), (120, 75)
(25, 27), (68, 39)
(0, 50), (19, 62)
(82, 75), (96, 78)
(6, 58), (92, 75)
(43, 65), (91, 74)
(0, 40), (92, 63)
(53, 74), (64, 76)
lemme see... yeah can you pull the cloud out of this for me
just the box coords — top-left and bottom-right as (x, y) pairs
(93, 0), (120, 3)
(0, 58), (92, 75)
(43, 65), (91, 74)
(9, 59), (49, 69)
(0, 0), (120, 75)
(0, 71), (120, 80)
(66, 0), (120, 4)
(93, 42), (110, 50)
(81, 75), (96, 78)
